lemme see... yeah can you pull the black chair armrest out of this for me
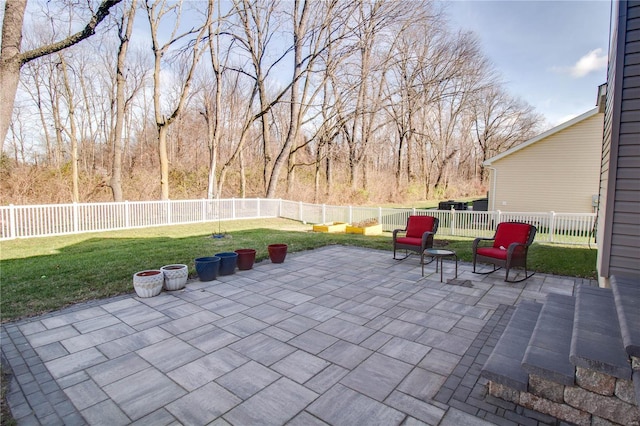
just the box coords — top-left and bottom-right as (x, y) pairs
(421, 231), (435, 247)
(392, 228), (406, 241)
(507, 242), (528, 257)
(473, 237), (494, 251)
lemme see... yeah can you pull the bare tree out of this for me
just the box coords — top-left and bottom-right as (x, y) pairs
(109, 0), (138, 201)
(0, 0), (122, 153)
(201, 0), (231, 200)
(268, 0), (350, 198)
(58, 54), (81, 201)
(471, 85), (541, 181)
(146, 0), (211, 200)
(334, 0), (417, 190)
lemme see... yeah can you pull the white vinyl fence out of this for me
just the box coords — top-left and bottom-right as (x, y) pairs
(0, 199), (596, 245)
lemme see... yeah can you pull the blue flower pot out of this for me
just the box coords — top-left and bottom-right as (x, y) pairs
(214, 252), (238, 276)
(194, 256), (220, 281)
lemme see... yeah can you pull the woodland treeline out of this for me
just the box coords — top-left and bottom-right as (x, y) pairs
(1, 0), (543, 206)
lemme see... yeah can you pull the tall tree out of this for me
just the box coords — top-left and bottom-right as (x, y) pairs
(471, 85), (541, 181)
(109, 0), (138, 201)
(58, 54), (80, 202)
(146, 0), (211, 200)
(202, 0), (229, 200)
(0, 0), (122, 153)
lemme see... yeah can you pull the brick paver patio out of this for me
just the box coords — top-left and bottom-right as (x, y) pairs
(1, 246), (594, 425)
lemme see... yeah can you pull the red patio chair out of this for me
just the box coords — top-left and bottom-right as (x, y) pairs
(393, 215), (439, 263)
(472, 221), (537, 283)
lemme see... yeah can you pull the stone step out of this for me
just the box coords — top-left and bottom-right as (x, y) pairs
(522, 293), (575, 385)
(610, 275), (640, 358)
(480, 300), (542, 391)
(569, 286), (631, 380)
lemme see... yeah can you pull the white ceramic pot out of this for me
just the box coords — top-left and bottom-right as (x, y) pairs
(161, 264), (188, 291)
(133, 270), (163, 297)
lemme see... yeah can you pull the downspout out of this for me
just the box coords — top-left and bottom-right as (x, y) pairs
(486, 166), (497, 211)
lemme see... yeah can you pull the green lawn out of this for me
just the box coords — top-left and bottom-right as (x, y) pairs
(0, 218), (597, 322)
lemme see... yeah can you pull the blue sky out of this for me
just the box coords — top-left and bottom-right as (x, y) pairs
(444, 0), (612, 127)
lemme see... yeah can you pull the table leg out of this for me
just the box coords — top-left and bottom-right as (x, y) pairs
(454, 255), (458, 280)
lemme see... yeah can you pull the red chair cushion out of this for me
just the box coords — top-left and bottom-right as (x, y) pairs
(494, 223), (531, 249)
(406, 216), (435, 238)
(395, 237), (422, 247)
(477, 247), (509, 260)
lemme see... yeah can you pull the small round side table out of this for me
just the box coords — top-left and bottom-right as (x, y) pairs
(423, 248), (458, 282)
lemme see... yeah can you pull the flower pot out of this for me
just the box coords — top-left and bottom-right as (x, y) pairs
(133, 270), (163, 298)
(267, 244), (288, 264)
(161, 264), (188, 291)
(235, 249), (257, 270)
(214, 252), (238, 276)
(195, 256), (220, 282)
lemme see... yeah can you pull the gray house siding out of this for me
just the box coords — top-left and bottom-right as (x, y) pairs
(598, 0), (640, 284)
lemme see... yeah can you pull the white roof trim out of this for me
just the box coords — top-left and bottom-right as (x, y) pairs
(482, 107), (601, 166)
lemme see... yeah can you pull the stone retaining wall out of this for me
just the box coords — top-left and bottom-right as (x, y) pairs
(488, 366), (639, 426)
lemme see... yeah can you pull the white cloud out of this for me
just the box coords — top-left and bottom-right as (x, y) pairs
(570, 48), (608, 77)
(553, 48), (608, 78)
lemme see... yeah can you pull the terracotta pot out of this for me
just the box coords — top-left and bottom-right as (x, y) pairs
(267, 244), (288, 264)
(133, 270), (163, 297)
(160, 264), (188, 291)
(235, 249), (257, 270)
(194, 256), (220, 281)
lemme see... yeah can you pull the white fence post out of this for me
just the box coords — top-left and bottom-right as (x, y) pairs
(257, 198), (261, 218)
(9, 204), (16, 239)
(378, 207), (382, 227)
(232, 198), (236, 219)
(125, 201), (130, 228)
(166, 200), (172, 225)
(298, 201), (303, 222)
(451, 207), (456, 236)
(349, 205), (353, 224)
(73, 202), (79, 233)
(322, 204), (326, 224)
(549, 211), (556, 243)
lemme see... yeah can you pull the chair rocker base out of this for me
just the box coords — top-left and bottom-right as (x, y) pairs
(472, 264), (501, 275)
(505, 271), (535, 283)
(393, 251), (412, 261)
(472, 264), (534, 283)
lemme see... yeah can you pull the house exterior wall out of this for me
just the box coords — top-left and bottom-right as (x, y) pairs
(597, 0), (640, 286)
(488, 113), (604, 213)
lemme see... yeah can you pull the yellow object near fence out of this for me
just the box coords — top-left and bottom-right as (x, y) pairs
(346, 224), (383, 236)
(312, 222), (348, 233)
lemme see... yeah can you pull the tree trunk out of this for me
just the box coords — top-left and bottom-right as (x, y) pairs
(239, 148), (246, 198)
(110, 0), (137, 202)
(158, 125), (170, 200)
(265, 0), (309, 198)
(325, 140), (332, 195)
(59, 55), (80, 202)
(205, 1), (223, 200)
(0, 0), (27, 154)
